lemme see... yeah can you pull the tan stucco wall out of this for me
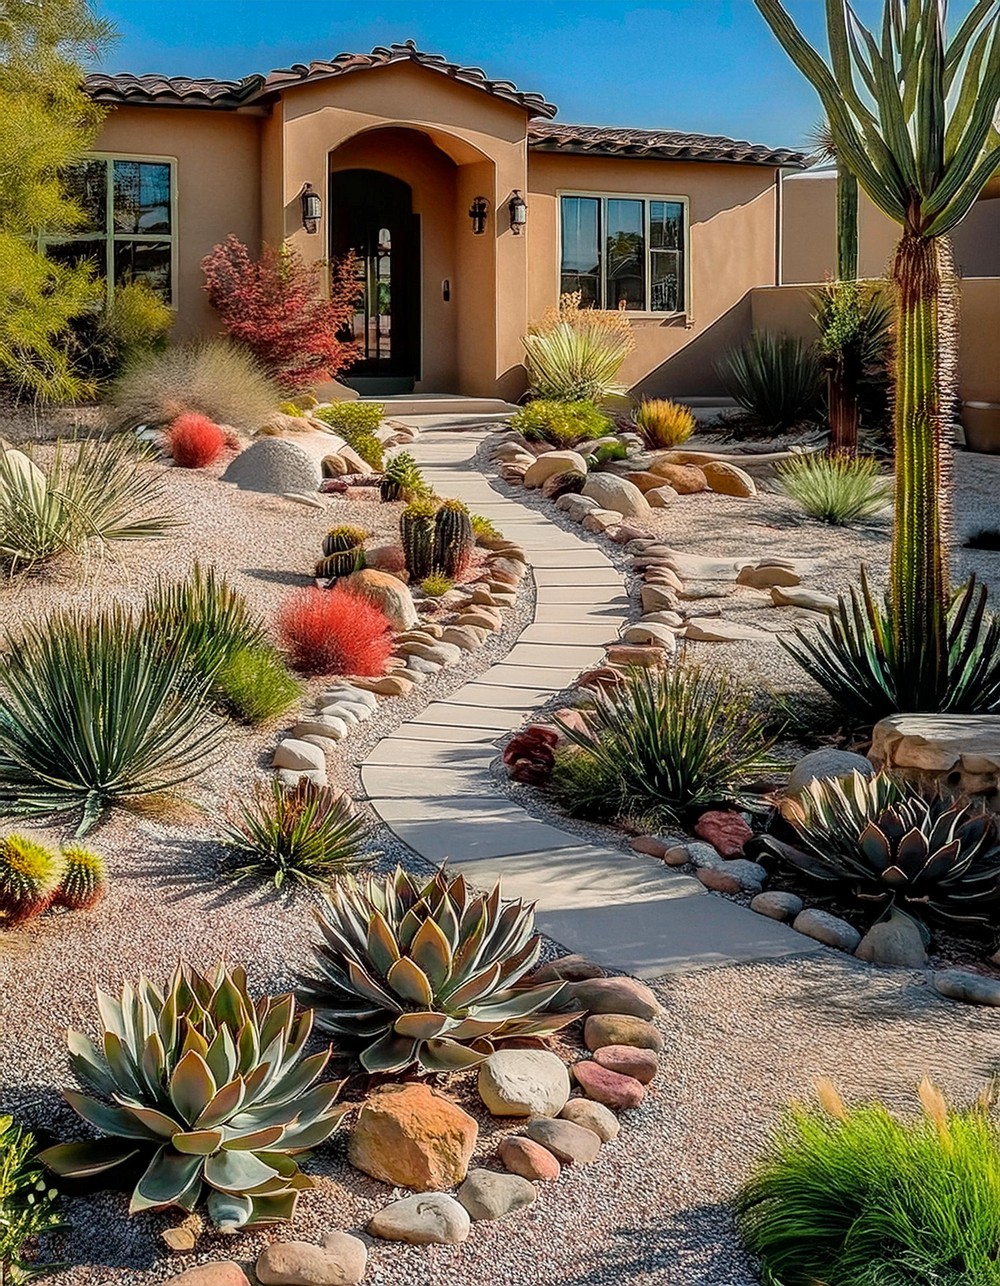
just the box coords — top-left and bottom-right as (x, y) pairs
(526, 153), (779, 397)
(92, 105), (262, 336)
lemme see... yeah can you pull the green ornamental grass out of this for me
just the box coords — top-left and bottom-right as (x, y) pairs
(214, 645), (301, 725)
(511, 399), (612, 449)
(775, 453), (892, 524)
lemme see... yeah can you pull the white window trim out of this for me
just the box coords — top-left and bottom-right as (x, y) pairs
(556, 189), (690, 318)
(40, 151), (179, 310)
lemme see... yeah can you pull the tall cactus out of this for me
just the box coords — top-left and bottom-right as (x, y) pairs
(756, 0), (1000, 711)
(433, 499), (474, 579)
(400, 498), (437, 581)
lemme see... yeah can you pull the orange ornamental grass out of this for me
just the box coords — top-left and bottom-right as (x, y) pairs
(277, 585), (394, 676)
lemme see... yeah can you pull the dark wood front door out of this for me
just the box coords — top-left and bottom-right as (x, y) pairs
(330, 168), (420, 389)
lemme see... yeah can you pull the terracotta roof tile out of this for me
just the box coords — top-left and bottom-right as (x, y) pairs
(528, 121), (808, 168)
(84, 73), (262, 108)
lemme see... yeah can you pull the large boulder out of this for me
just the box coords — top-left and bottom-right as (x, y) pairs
(348, 1083), (478, 1191)
(648, 461), (708, 493)
(786, 749), (874, 797)
(702, 460), (757, 498)
(342, 568), (417, 631)
(581, 473), (650, 519)
(870, 714), (1000, 802)
(221, 438), (321, 495)
(523, 450), (588, 489)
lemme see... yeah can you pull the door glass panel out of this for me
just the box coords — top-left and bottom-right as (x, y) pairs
(649, 201), (684, 312)
(113, 161), (171, 234)
(560, 196), (600, 307)
(605, 198), (644, 310)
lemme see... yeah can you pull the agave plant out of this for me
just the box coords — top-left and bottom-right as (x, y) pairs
(39, 965), (346, 1231)
(299, 866), (576, 1073)
(757, 769), (1000, 926)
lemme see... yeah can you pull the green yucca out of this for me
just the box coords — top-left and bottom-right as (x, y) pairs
(775, 454), (892, 524)
(812, 280), (893, 455)
(718, 332), (823, 430)
(523, 321), (633, 403)
(755, 0), (1000, 711)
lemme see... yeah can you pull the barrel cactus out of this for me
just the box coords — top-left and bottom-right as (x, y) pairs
(400, 498), (437, 582)
(433, 499), (474, 579)
(315, 547), (365, 582)
(39, 964), (347, 1231)
(298, 865), (577, 1074)
(55, 845), (108, 912)
(321, 526), (368, 558)
(0, 835), (64, 925)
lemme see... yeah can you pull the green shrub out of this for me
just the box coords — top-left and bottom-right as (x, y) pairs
(471, 513), (503, 544)
(523, 295), (634, 402)
(0, 604), (225, 834)
(314, 401), (384, 435)
(551, 664), (777, 828)
(583, 441), (628, 466)
(0, 435), (178, 573)
(214, 645), (301, 726)
(718, 332), (823, 431)
(0, 1114), (63, 1282)
(775, 453), (892, 524)
(632, 397), (696, 449)
(40, 963), (347, 1231)
(222, 778), (369, 891)
(420, 572), (454, 597)
(65, 281), (174, 388)
(110, 338), (282, 433)
(736, 1077), (1000, 1286)
(347, 432), (384, 470)
(511, 399), (612, 449)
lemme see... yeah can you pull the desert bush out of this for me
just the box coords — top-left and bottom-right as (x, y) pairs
(523, 292), (634, 403)
(775, 453), (892, 524)
(0, 604), (225, 834)
(420, 572), (453, 597)
(813, 279), (893, 455)
(167, 412), (226, 468)
(299, 865), (574, 1072)
(551, 665), (777, 828)
(632, 397), (696, 449)
(0, 435), (177, 573)
(736, 1077), (1000, 1286)
(277, 585), (393, 676)
(40, 964), (347, 1231)
(511, 399), (612, 449)
(718, 332), (823, 431)
(214, 645), (301, 725)
(202, 236), (360, 390)
(110, 338), (282, 433)
(64, 280), (174, 388)
(471, 513), (503, 544)
(0, 1114), (63, 1281)
(222, 779), (369, 891)
(314, 402), (384, 436)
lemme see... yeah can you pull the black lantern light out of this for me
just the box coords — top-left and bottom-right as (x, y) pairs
(300, 183), (322, 234)
(468, 195), (488, 235)
(508, 189), (527, 234)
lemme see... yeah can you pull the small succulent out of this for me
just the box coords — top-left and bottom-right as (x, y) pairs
(470, 514), (502, 545)
(419, 572), (453, 598)
(55, 845), (108, 911)
(0, 836), (65, 926)
(380, 452), (429, 502)
(40, 964), (347, 1231)
(299, 866), (577, 1073)
(756, 770), (1000, 926)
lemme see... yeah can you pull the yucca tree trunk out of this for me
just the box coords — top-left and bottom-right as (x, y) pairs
(836, 164), (859, 283)
(890, 232), (951, 702)
(827, 363), (859, 456)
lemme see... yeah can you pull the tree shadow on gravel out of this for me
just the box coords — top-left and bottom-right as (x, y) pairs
(536, 1202), (759, 1286)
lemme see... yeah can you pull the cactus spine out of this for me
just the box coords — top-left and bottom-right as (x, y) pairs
(401, 499), (437, 581)
(0, 836), (65, 925)
(55, 846), (109, 911)
(433, 499), (474, 579)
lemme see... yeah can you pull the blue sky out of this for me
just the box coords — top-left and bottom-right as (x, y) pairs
(94, 1), (977, 151)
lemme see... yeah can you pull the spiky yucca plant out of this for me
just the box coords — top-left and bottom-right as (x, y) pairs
(718, 332), (823, 431)
(755, 0), (1000, 712)
(775, 454), (892, 524)
(0, 835), (64, 926)
(40, 965), (346, 1231)
(756, 769), (1000, 927)
(55, 845), (108, 912)
(299, 866), (576, 1074)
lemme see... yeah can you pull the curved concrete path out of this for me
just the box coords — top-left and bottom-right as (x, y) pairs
(360, 422), (819, 979)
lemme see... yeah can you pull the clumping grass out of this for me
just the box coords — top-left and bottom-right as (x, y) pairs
(551, 664), (777, 828)
(511, 398), (612, 449)
(277, 585), (393, 676)
(632, 397), (696, 449)
(736, 1077), (1000, 1286)
(420, 572), (454, 597)
(775, 453), (892, 524)
(221, 779), (369, 891)
(214, 645), (301, 725)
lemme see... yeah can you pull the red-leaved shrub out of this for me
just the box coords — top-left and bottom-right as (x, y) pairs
(277, 585), (393, 676)
(168, 413), (226, 468)
(201, 235), (361, 391)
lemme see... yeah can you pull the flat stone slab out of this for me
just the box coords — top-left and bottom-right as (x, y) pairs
(534, 588), (631, 607)
(411, 703), (531, 731)
(503, 643), (607, 670)
(871, 713), (1000, 774)
(446, 681), (561, 708)
(533, 603), (631, 625)
(381, 815), (588, 862)
(684, 617), (775, 643)
(519, 623), (616, 646)
(361, 765), (494, 798)
(528, 548), (616, 569)
(532, 568), (624, 588)
(476, 663), (586, 689)
(364, 739), (497, 769)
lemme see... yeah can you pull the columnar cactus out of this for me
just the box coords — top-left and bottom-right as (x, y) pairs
(400, 498), (437, 581)
(0, 835), (65, 925)
(433, 499), (474, 579)
(55, 845), (108, 911)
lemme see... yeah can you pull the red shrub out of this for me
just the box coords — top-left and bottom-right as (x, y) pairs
(168, 413), (226, 468)
(277, 585), (393, 676)
(202, 235), (361, 391)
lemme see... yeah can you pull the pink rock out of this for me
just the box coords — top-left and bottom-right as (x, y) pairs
(575, 667), (626, 692)
(553, 708), (590, 737)
(167, 1265), (250, 1286)
(697, 867), (743, 894)
(572, 1059), (646, 1109)
(630, 835), (669, 859)
(694, 810), (753, 858)
(593, 1044), (659, 1085)
(500, 1135), (561, 1182)
(609, 524), (648, 544)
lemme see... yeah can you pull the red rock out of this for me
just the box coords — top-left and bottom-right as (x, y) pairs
(593, 1045), (659, 1085)
(167, 1266), (250, 1286)
(630, 835), (670, 859)
(348, 1082), (478, 1191)
(503, 726), (560, 763)
(507, 756), (553, 785)
(575, 666), (626, 692)
(500, 1135), (561, 1182)
(533, 953), (606, 982)
(572, 1059), (646, 1109)
(552, 707), (590, 737)
(697, 867), (743, 894)
(694, 810), (753, 858)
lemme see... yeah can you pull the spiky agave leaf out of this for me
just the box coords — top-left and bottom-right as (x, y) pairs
(299, 866), (575, 1073)
(39, 964), (346, 1230)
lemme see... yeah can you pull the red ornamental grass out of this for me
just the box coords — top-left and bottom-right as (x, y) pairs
(168, 413), (226, 468)
(278, 585), (393, 676)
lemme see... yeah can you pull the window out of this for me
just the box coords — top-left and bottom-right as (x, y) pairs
(42, 155), (176, 304)
(559, 193), (686, 313)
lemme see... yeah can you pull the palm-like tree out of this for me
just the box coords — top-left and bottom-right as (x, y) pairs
(756, 0), (1000, 714)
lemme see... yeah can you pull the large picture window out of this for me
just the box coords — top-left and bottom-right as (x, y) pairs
(559, 193), (686, 314)
(42, 155), (176, 304)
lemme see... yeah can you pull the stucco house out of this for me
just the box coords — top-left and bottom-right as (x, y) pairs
(73, 40), (999, 404)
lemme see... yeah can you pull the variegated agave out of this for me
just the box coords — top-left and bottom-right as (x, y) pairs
(758, 770), (1000, 927)
(299, 866), (576, 1073)
(39, 964), (346, 1231)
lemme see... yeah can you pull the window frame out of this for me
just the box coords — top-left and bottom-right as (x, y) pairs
(39, 151), (179, 309)
(556, 189), (690, 318)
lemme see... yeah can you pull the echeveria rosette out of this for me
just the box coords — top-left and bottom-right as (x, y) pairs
(39, 964), (346, 1231)
(299, 865), (577, 1074)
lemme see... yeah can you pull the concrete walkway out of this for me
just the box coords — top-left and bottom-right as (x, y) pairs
(360, 422), (819, 979)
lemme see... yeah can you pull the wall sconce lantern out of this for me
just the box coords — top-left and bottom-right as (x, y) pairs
(508, 190), (527, 234)
(300, 183), (322, 234)
(469, 195), (489, 235)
